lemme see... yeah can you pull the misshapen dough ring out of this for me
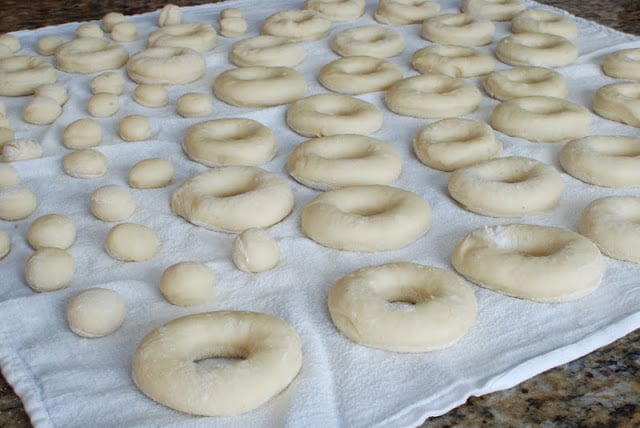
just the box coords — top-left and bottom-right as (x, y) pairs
(328, 262), (477, 352)
(287, 134), (402, 190)
(496, 32), (577, 67)
(411, 45), (495, 78)
(230, 36), (305, 68)
(385, 74), (482, 119)
(0, 56), (57, 96)
(55, 37), (129, 73)
(132, 311), (302, 416)
(462, 0), (525, 21)
(183, 119), (276, 167)
(126, 47), (205, 85)
(213, 66), (306, 108)
(448, 156), (565, 217)
(319, 56), (403, 95)
(148, 23), (217, 52)
(304, 0), (365, 21)
(287, 94), (382, 137)
(592, 82), (640, 127)
(451, 224), (605, 302)
(602, 48), (640, 81)
(301, 184), (431, 252)
(331, 26), (404, 59)
(512, 9), (577, 40)
(483, 66), (566, 100)
(171, 166), (294, 233)
(559, 136), (640, 188)
(580, 197), (640, 264)
(491, 96), (590, 142)
(374, 0), (440, 25)
(261, 10), (331, 41)
(421, 13), (494, 47)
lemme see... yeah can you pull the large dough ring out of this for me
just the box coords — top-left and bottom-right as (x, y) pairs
(148, 23), (217, 52)
(328, 262), (477, 352)
(230, 36), (305, 67)
(511, 9), (577, 40)
(331, 26), (404, 59)
(495, 32), (577, 67)
(421, 13), (495, 47)
(261, 10), (331, 41)
(171, 166), (294, 232)
(374, 0), (440, 25)
(318, 56), (403, 95)
(592, 82), (640, 127)
(483, 66), (567, 100)
(55, 37), (129, 73)
(0, 56), (57, 96)
(452, 224), (606, 302)
(301, 184), (431, 252)
(126, 47), (205, 85)
(462, 0), (525, 21)
(411, 45), (495, 78)
(132, 311), (302, 416)
(602, 48), (640, 81)
(304, 0), (366, 22)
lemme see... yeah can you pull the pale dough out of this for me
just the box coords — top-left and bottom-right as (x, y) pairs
(111, 22), (138, 42)
(62, 149), (108, 178)
(230, 36), (305, 68)
(25, 247), (75, 292)
(411, 45), (495, 78)
(91, 72), (125, 95)
(34, 84), (68, 105)
(36, 36), (64, 56)
(483, 66), (567, 100)
(105, 223), (159, 262)
(76, 24), (103, 39)
(23, 96), (62, 125)
(602, 48), (640, 81)
(0, 185), (36, 220)
(148, 23), (217, 52)
(304, 0), (365, 21)
(374, 0), (440, 25)
(511, 8), (577, 40)
(126, 47), (205, 85)
(63, 118), (102, 149)
(0, 56), (57, 96)
(128, 158), (174, 189)
(462, 0), (525, 21)
(88, 93), (120, 117)
(176, 92), (212, 118)
(102, 12), (127, 33)
(592, 82), (640, 127)
(219, 9), (248, 37)
(318, 56), (403, 95)
(27, 214), (76, 250)
(55, 37), (129, 73)
(0, 164), (19, 187)
(1, 139), (42, 162)
(261, 10), (331, 41)
(496, 32), (577, 67)
(91, 185), (136, 222)
(421, 13), (495, 46)
(119, 115), (151, 142)
(66, 288), (126, 338)
(331, 26), (404, 58)
(231, 228), (280, 273)
(158, 4), (182, 26)
(160, 261), (215, 306)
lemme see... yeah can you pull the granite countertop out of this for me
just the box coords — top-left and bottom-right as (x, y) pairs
(1, 1), (639, 427)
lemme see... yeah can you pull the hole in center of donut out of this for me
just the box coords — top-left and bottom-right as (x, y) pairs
(213, 179), (257, 198)
(388, 299), (417, 311)
(498, 172), (530, 184)
(195, 356), (245, 368)
(348, 202), (393, 217)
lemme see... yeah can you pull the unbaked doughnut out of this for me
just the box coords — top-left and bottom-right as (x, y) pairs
(287, 134), (402, 190)
(105, 223), (159, 262)
(219, 8), (248, 37)
(1, 139), (42, 162)
(452, 224), (605, 302)
(421, 13), (495, 47)
(491, 96), (590, 142)
(132, 311), (302, 416)
(413, 118), (502, 171)
(28, 214), (76, 250)
(158, 4), (181, 26)
(63, 118), (102, 149)
(62, 149), (108, 178)
(301, 184), (431, 252)
(25, 248), (75, 292)
(126, 47), (205, 85)
(128, 158), (174, 189)
(76, 24), (103, 39)
(385, 74), (482, 119)
(462, 0), (525, 21)
(319, 56), (403, 95)
(0, 34), (20, 54)
(328, 262), (477, 351)
(512, 9), (577, 40)
(232, 228), (280, 273)
(261, 10), (331, 41)
(160, 261), (215, 306)
(119, 115), (151, 142)
(182, 119), (276, 167)
(0, 56), (57, 96)
(111, 22), (138, 42)
(592, 82), (640, 127)
(411, 45), (495, 78)
(0, 229), (10, 259)
(176, 93), (212, 118)
(559, 136), (640, 188)
(34, 84), (68, 105)
(0, 185), (37, 221)
(332, 26), (404, 59)
(36, 36), (63, 56)
(374, 0), (440, 25)
(483, 66), (567, 100)
(602, 48), (640, 81)
(287, 94), (382, 137)
(66, 288), (126, 338)
(304, 0), (365, 21)
(171, 166), (294, 233)
(87, 93), (119, 117)
(133, 84), (169, 107)
(91, 72), (125, 95)
(55, 37), (129, 73)
(0, 164), (19, 187)
(22, 96), (62, 125)
(148, 23), (217, 52)
(496, 32), (577, 67)
(91, 185), (136, 222)
(102, 12), (127, 33)
(230, 36), (305, 68)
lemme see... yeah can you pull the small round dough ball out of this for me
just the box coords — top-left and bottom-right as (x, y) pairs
(27, 214), (76, 250)
(0, 185), (37, 221)
(91, 72), (125, 95)
(76, 24), (104, 39)
(158, 4), (182, 26)
(119, 115), (151, 142)
(66, 288), (126, 338)
(0, 34), (20, 53)
(90, 185), (136, 222)
(62, 149), (107, 178)
(23, 96), (62, 125)
(0, 163), (20, 187)
(176, 92), (212, 118)
(34, 84), (68, 105)
(160, 261), (215, 306)
(36, 36), (63, 56)
(111, 22), (138, 42)
(133, 84), (169, 108)
(105, 223), (159, 262)
(103, 12), (127, 33)
(63, 118), (102, 149)
(0, 229), (9, 259)
(128, 158), (174, 189)
(24, 248), (75, 292)
(88, 93), (119, 117)
(232, 228), (280, 273)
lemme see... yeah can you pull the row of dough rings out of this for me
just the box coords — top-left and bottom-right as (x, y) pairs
(512, 9), (578, 40)
(148, 23), (217, 52)
(132, 311), (303, 416)
(287, 134), (402, 190)
(559, 136), (640, 188)
(318, 56), (403, 95)
(331, 26), (404, 59)
(170, 166), (294, 233)
(602, 48), (640, 81)
(385, 74), (482, 119)
(421, 13), (495, 47)
(452, 223), (606, 302)
(462, 0), (525, 21)
(304, 0), (366, 21)
(411, 45), (495, 78)
(328, 262), (477, 352)
(230, 35), (305, 67)
(213, 66), (306, 108)
(55, 38), (129, 73)
(374, 0), (440, 25)
(483, 66), (567, 100)
(0, 56), (57, 96)
(448, 156), (565, 217)
(592, 82), (640, 127)
(182, 118), (276, 167)
(261, 10), (331, 41)
(301, 184), (431, 252)
(126, 47), (205, 85)
(496, 32), (578, 68)
(491, 96), (590, 142)
(286, 94), (382, 137)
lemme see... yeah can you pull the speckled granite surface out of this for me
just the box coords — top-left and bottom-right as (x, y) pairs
(1, 1), (639, 427)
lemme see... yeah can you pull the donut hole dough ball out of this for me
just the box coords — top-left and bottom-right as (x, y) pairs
(448, 156), (565, 217)
(132, 311), (303, 416)
(411, 45), (495, 78)
(230, 36), (305, 68)
(119, 115), (151, 142)
(0, 164), (20, 187)
(0, 56), (57, 96)
(331, 26), (404, 59)
(160, 261), (215, 306)
(374, 0), (440, 25)
(23, 96), (62, 125)
(580, 197), (640, 264)
(462, 0), (525, 21)
(133, 84), (169, 108)
(28, 214), (76, 250)
(559, 136), (640, 188)
(129, 158), (174, 189)
(421, 13), (495, 47)
(328, 262), (477, 351)
(66, 288), (125, 338)
(452, 224), (605, 302)
(496, 32), (577, 67)
(232, 228), (280, 273)
(491, 96), (590, 142)
(592, 82), (640, 128)
(55, 38), (129, 73)
(103, 12), (127, 33)
(261, 10), (332, 42)
(301, 184), (431, 252)
(176, 93), (212, 118)
(158, 4), (182, 26)
(91, 72), (125, 95)
(213, 66), (306, 108)
(25, 248), (76, 292)
(287, 134), (402, 190)
(171, 167), (294, 233)
(76, 24), (103, 39)
(111, 21), (138, 42)
(0, 34), (20, 54)
(287, 94), (383, 137)
(148, 23), (217, 53)
(34, 84), (68, 105)
(304, 0), (366, 22)
(385, 74), (482, 119)
(0, 185), (37, 221)
(126, 47), (205, 85)
(63, 118), (102, 149)
(219, 9), (248, 38)
(91, 185), (136, 222)
(1, 139), (42, 163)
(319, 56), (403, 95)
(63, 149), (108, 178)
(512, 9), (577, 40)
(483, 66), (566, 100)
(0, 229), (10, 259)
(413, 118), (502, 172)
(602, 48), (640, 81)
(36, 36), (64, 56)
(182, 119), (276, 167)
(88, 93), (119, 117)
(105, 223), (159, 262)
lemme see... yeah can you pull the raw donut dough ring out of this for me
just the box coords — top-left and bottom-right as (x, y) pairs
(452, 224), (605, 302)
(55, 37), (129, 73)
(132, 311), (302, 416)
(411, 45), (495, 78)
(462, 0), (525, 21)
(602, 48), (640, 81)
(287, 94), (382, 137)
(126, 47), (205, 85)
(171, 166), (294, 233)
(483, 66), (567, 100)
(421, 13), (495, 47)
(448, 156), (565, 217)
(580, 197), (640, 264)
(230, 36), (305, 68)
(0, 56), (57, 96)
(304, 0), (365, 21)
(287, 134), (402, 190)
(262, 10), (331, 41)
(148, 23), (217, 52)
(318, 56), (403, 95)
(512, 9), (577, 40)
(331, 26), (404, 59)
(328, 262), (477, 352)
(301, 184), (431, 252)
(491, 96), (590, 142)
(592, 82), (640, 128)
(374, 0), (440, 25)
(495, 32), (577, 67)
(182, 119), (276, 167)
(559, 136), (640, 188)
